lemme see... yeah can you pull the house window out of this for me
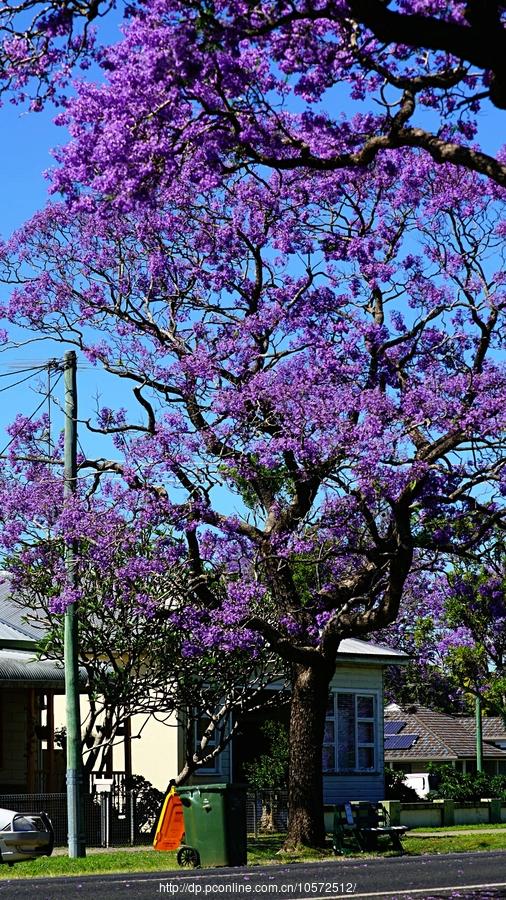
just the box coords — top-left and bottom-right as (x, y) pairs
(194, 716), (221, 774)
(323, 692), (377, 773)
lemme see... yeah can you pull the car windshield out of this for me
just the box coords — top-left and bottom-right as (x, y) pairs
(12, 815), (36, 832)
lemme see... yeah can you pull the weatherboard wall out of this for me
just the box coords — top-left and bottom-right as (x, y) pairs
(322, 664), (385, 805)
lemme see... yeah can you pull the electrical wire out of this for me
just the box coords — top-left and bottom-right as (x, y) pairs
(0, 363), (51, 379)
(0, 371), (63, 459)
(0, 368), (51, 394)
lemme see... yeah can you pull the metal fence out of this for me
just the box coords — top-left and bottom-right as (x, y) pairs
(246, 790), (288, 836)
(0, 788), (289, 848)
(0, 791), (149, 848)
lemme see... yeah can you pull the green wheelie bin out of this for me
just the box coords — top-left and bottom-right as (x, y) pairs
(176, 783), (247, 868)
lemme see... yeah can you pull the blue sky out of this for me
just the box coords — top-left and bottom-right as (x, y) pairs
(0, 11), (128, 456)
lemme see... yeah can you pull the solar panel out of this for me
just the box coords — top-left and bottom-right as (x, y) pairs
(384, 721), (405, 735)
(384, 734), (418, 750)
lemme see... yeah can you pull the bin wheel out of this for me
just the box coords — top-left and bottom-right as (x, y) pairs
(177, 846), (200, 868)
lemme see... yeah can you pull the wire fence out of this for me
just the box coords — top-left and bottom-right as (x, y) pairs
(247, 791), (288, 836)
(0, 792), (148, 848)
(0, 789), (289, 848)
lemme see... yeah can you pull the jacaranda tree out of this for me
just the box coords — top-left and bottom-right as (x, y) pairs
(43, 0), (506, 206)
(0, 486), (283, 784)
(0, 0), (112, 105)
(3, 1), (506, 183)
(2, 0), (506, 848)
(1, 139), (506, 843)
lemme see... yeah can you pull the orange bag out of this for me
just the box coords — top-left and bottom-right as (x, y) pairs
(153, 787), (185, 851)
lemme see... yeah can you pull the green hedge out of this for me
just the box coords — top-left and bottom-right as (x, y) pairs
(427, 764), (506, 801)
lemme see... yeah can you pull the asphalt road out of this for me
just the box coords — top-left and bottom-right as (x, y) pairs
(2, 852), (506, 900)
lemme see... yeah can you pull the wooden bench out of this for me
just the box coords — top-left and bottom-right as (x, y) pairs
(333, 801), (407, 854)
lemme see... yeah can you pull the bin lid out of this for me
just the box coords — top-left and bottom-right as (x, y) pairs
(176, 783), (248, 794)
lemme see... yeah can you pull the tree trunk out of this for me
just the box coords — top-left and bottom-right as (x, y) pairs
(286, 662), (331, 848)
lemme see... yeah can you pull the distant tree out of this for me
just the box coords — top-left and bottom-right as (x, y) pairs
(2, 524), (283, 784)
(244, 721), (289, 833)
(381, 539), (506, 718)
(243, 721), (289, 792)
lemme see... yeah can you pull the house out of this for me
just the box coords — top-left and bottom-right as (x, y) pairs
(0, 579), (408, 803)
(0, 578), (68, 793)
(384, 704), (506, 776)
(478, 717), (506, 756)
(189, 639), (408, 806)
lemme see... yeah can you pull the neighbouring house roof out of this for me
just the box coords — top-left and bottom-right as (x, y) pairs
(462, 717), (506, 741)
(0, 649), (65, 688)
(0, 649), (87, 690)
(0, 573), (43, 649)
(0, 575), (89, 689)
(384, 705), (506, 762)
(336, 638), (409, 666)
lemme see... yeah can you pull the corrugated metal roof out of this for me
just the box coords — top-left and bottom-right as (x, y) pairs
(0, 649), (86, 689)
(0, 620), (33, 643)
(337, 638), (409, 662)
(0, 572), (44, 644)
(0, 649), (65, 686)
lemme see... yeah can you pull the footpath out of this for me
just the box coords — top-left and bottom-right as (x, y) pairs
(409, 826), (506, 837)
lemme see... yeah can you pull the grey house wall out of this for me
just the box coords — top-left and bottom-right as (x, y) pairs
(184, 721), (232, 786)
(323, 664), (385, 805)
(188, 663), (385, 803)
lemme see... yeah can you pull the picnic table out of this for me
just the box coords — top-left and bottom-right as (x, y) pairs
(333, 800), (408, 854)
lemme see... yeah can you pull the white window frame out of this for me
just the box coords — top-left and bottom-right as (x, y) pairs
(323, 691), (379, 773)
(193, 715), (222, 774)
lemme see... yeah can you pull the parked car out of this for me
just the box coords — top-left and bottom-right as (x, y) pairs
(0, 808), (54, 865)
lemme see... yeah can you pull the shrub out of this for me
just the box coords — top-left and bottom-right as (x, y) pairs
(126, 774), (164, 837)
(427, 764), (506, 801)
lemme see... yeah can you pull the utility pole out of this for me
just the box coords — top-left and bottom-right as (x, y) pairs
(475, 694), (483, 773)
(63, 350), (86, 857)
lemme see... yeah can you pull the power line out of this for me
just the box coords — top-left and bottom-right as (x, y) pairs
(0, 361), (94, 371)
(0, 367), (50, 394)
(0, 371), (63, 459)
(0, 363), (51, 379)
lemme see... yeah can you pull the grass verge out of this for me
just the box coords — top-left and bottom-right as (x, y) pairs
(0, 830), (505, 879)
(410, 822), (506, 832)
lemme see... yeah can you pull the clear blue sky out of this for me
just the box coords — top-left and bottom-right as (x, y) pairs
(0, 12), (130, 457)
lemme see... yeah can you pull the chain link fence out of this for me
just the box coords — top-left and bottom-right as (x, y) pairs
(0, 788), (289, 848)
(246, 790), (288, 836)
(0, 791), (150, 847)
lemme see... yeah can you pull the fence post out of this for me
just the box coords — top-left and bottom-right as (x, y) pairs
(381, 800), (401, 826)
(437, 799), (455, 827)
(488, 798), (501, 824)
(129, 791), (136, 846)
(100, 793), (110, 848)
